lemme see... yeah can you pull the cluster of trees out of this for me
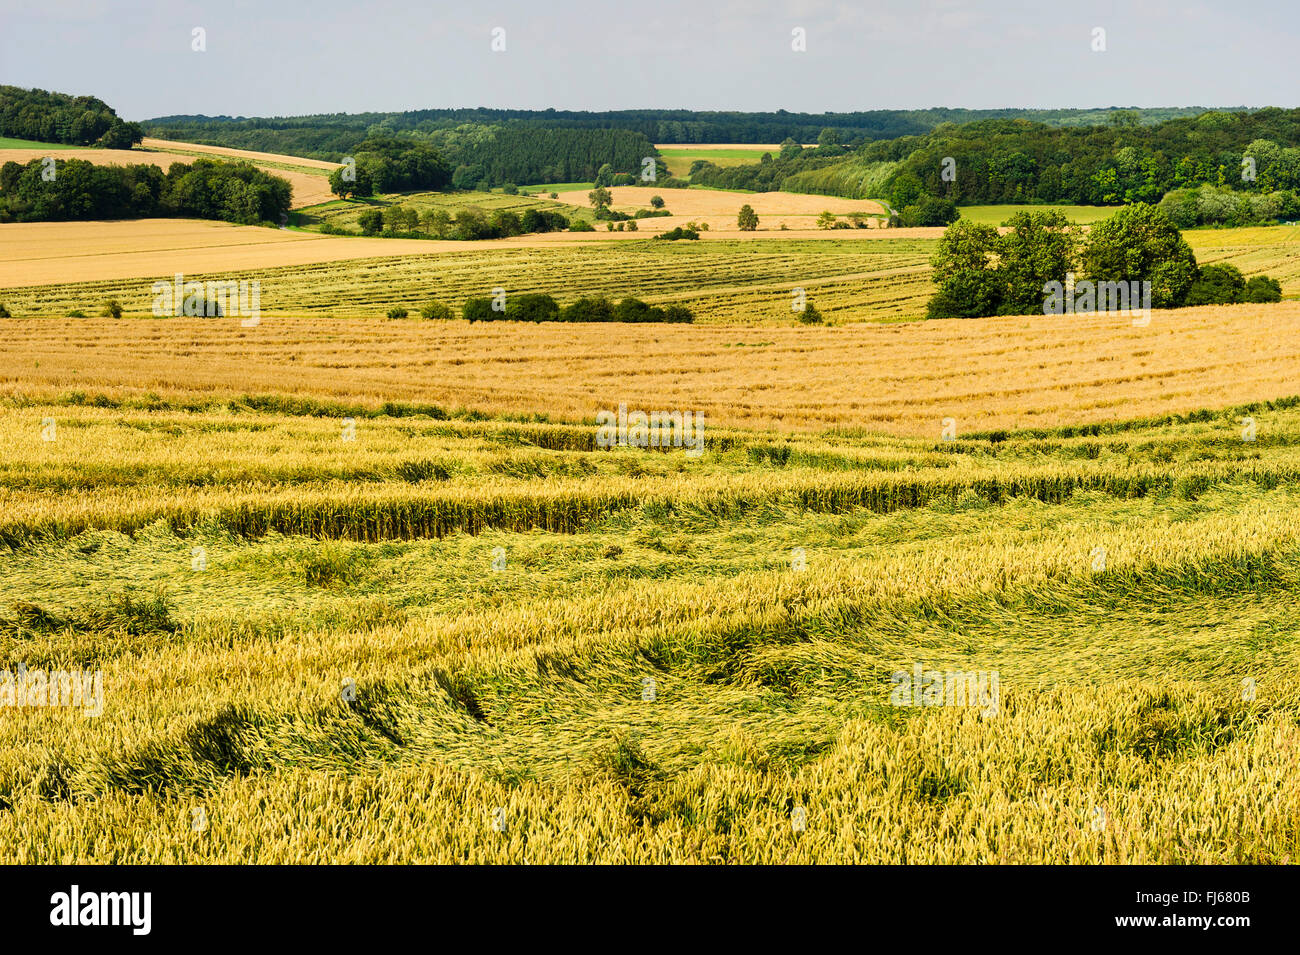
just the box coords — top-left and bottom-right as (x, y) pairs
(682, 108), (1300, 214)
(349, 204), (571, 240)
(1157, 184), (1300, 228)
(0, 157), (291, 224)
(927, 205), (1283, 319)
(328, 137), (452, 197)
(321, 129), (654, 194)
(0, 86), (143, 148)
(1185, 265), (1281, 306)
(879, 109), (1300, 209)
(443, 128), (655, 188)
(655, 226), (700, 240)
(891, 196), (959, 227)
(813, 211), (886, 229)
(461, 294), (693, 324)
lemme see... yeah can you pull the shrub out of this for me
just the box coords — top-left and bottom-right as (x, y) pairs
(0, 302), (9, 318)
(501, 183), (518, 195)
(67, 309), (86, 318)
(520, 209), (568, 233)
(464, 293), (690, 324)
(559, 297), (614, 323)
(559, 296), (692, 324)
(612, 297), (693, 323)
(897, 197), (959, 227)
(387, 306), (409, 319)
(1243, 275), (1283, 303)
(650, 195), (665, 209)
(358, 209), (384, 235)
(654, 227), (700, 241)
(798, 303), (824, 324)
(102, 299), (123, 318)
(626, 219), (638, 231)
(549, 192), (558, 199)
(420, 301), (453, 320)
(462, 298), (496, 323)
(488, 209), (522, 237)
(569, 219), (595, 232)
(505, 293), (560, 323)
(1185, 264), (1246, 306)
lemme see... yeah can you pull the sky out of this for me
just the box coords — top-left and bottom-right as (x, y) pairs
(1, 0), (1297, 120)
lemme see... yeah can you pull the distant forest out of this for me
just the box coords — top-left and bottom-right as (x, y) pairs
(141, 105), (1236, 191)
(142, 106), (1225, 156)
(147, 115), (660, 187)
(687, 108), (1300, 223)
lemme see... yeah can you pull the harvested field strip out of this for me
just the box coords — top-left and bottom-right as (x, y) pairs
(0, 240), (936, 320)
(0, 304), (1298, 434)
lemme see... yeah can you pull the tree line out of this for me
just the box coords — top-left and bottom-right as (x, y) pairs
(686, 108), (1300, 221)
(879, 109), (1300, 209)
(327, 137), (452, 196)
(141, 106), (1213, 153)
(151, 114), (658, 189)
(0, 157), (291, 224)
(927, 205), (1283, 320)
(461, 294), (693, 324)
(340, 205), (571, 240)
(0, 86), (143, 148)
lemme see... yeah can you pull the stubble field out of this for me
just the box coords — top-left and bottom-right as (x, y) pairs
(1, 302), (1299, 434)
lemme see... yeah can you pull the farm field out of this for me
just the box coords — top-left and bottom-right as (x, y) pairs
(0, 235), (937, 322)
(958, 204), (1121, 226)
(552, 185), (889, 231)
(296, 190), (598, 234)
(0, 220), (943, 292)
(0, 136), (80, 149)
(138, 136), (336, 172)
(2, 377), (1299, 862)
(654, 143), (782, 177)
(1, 302), (1298, 434)
(4, 225), (1297, 324)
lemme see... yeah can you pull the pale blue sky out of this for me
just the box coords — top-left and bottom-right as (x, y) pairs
(1, 0), (1295, 120)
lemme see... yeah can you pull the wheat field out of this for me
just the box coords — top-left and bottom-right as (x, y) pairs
(3, 198), (1300, 862)
(2, 387), (1299, 862)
